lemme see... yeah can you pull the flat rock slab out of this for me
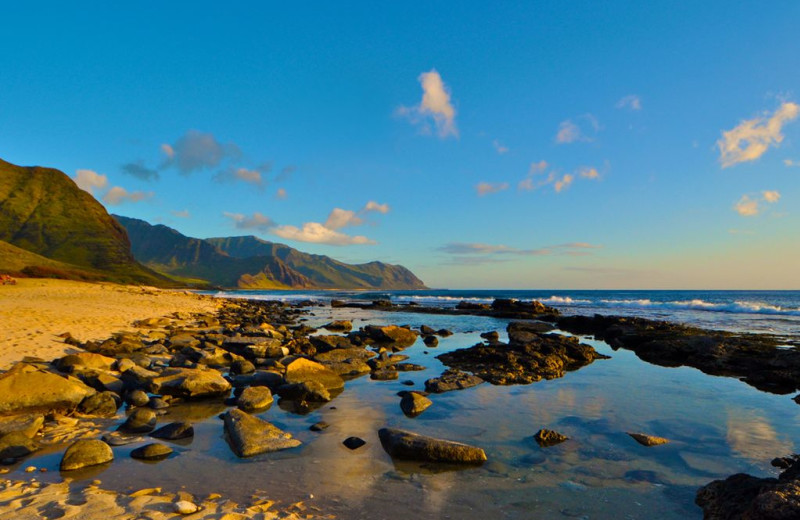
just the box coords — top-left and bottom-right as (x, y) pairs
(0, 364), (94, 415)
(378, 427), (487, 464)
(223, 408), (301, 458)
(628, 432), (670, 446)
(0, 414), (44, 438)
(60, 439), (114, 471)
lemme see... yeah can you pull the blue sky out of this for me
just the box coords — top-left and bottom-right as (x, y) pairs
(1, 1), (799, 289)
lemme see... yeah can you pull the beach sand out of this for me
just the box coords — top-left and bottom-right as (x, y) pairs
(0, 278), (220, 370)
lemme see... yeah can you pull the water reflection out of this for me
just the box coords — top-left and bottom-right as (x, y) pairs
(726, 407), (794, 463)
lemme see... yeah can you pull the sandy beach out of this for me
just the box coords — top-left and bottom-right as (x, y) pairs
(0, 278), (220, 370)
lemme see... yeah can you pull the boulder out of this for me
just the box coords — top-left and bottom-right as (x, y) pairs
(0, 414), (44, 438)
(223, 408), (301, 457)
(131, 443), (173, 461)
(313, 348), (373, 376)
(424, 369), (484, 393)
(237, 386), (274, 412)
(60, 439), (114, 471)
(119, 408), (157, 433)
(150, 422), (194, 441)
(54, 352), (116, 373)
(363, 326), (418, 347)
(400, 392), (432, 417)
(231, 370), (283, 390)
(284, 358), (344, 392)
(0, 364), (95, 415)
(277, 381), (331, 402)
(149, 367), (232, 398)
(230, 359), (256, 375)
(378, 428), (487, 464)
(310, 335), (355, 352)
(371, 368), (399, 381)
(323, 320), (353, 332)
(423, 336), (439, 348)
(420, 325), (436, 336)
(78, 391), (119, 417)
(0, 432), (38, 460)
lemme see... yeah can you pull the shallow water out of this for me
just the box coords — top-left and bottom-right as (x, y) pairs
(11, 305), (800, 519)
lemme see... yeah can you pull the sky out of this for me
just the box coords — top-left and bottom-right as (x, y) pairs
(1, 1), (799, 289)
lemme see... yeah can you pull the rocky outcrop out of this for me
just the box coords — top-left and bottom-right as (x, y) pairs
(556, 314), (800, 394)
(696, 456), (800, 519)
(424, 369), (484, 393)
(435, 322), (608, 385)
(378, 428), (487, 464)
(223, 409), (301, 457)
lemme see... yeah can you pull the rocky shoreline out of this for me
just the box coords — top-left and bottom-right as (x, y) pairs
(1, 294), (798, 518)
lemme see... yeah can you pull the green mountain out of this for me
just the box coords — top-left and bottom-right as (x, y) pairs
(115, 216), (427, 290)
(0, 159), (173, 285)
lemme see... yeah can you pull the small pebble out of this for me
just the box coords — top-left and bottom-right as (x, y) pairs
(24, 466), (36, 473)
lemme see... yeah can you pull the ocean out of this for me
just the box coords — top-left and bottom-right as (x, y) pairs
(211, 288), (800, 337)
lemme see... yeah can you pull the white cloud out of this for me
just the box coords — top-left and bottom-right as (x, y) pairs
(223, 211), (275, 231)
(762, 190), (781, 203)
(476, 182), (509, 196)
(734, 190), (781, 217)
(171, 209), (191, 218)
(162, 130), (241, 174)
(102, 186), (153, 205)
(529, 160), (548, 174)
(616, 95), (642, 111)
(556, 120), (581, 144)
(73, 169), (108, 195)
(272, 222), (375, 246)
(554, 174), (574, 193)
(325, 208), (363, 230)
(493, 139), (509, 154)
(214, 166), (265, 186)
(718, 102), (800, 168)
(276, 188), (287, 199)
(398, 69), (458, 138)
(579, 167), (600, 179)
(364, 201), (390, 214)
(785, 159), (800, 167)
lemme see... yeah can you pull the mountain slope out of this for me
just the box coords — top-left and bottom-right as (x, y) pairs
(115, 216), (427, 290)
(0, 159), (172, 285)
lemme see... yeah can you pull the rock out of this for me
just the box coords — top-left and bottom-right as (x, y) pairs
(324, 320), (353, 332)
(400, 392), (432, 417)
(148, 396), (169, 410)
(149, 367), (232, 398)
(395, 363), (426, 372)
(284, 358), (345, 392)
(102, 432), (144, 446)
(131, 443), (173, 461)
(480, 331), (500, 342)
(0, 414), (44, 438)
(238, 386), (274, 412)
(378, 428), (487, 464)
(696, 470), (800, 520)
(437, 329), (454, 337)
(55, 352), (116, 373)
(277, 381), (331, 402)
(169, 333), (200, 349)
(491, 299), (558, 315)
(0, 363), (95, 415)
(313, 348), (373, 376)
(534, 429), (568, 447)
(79, 391), (119, 417)
(126, 389), (150, 407)
(119, 408), (158, 433)
(628, 432), (670, 446)
(150, 421), (194, 440)
(173, 500), (199, 515)
(423, 336), (439, 347)
(425, 369), (484, 393)
(435, 326), (609, 385)
(0, 432), (38, 460)
(223, 409), (301, 457)
(231, 370), (283, 390)
(363, 325), (418, 347)
(116, 358), (136, 373)
(60, 439), (114, 471)
(230, 359), (256, 375)
(343, 436), (366, 450)
(371, 368), (399, 381)
(121, 365), (160, 389)
(310, 421), (329, 432)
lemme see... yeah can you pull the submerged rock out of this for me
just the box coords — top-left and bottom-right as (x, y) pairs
(378, 427), (487, 464)
(151, 421), (194, 441)
(60, 439), (113, 471)
(628, 432), (670, 446)
(131, 443), (173, 461)
(223, 409), (301, 458)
